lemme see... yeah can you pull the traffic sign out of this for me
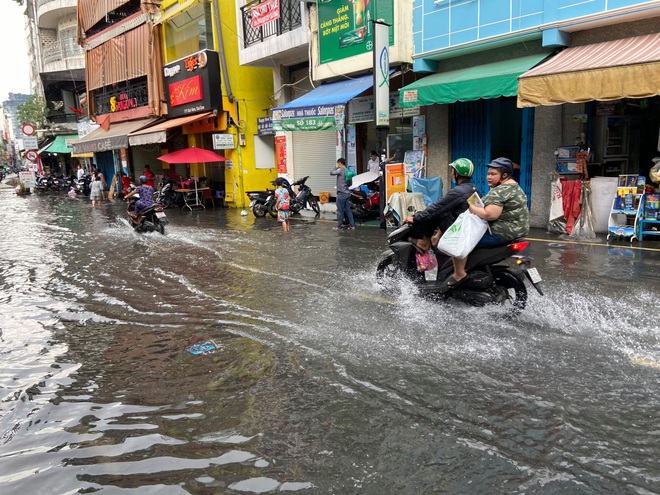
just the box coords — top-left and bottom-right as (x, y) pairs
(21, 123), (35, 136)
(23, 135), (38, 149)
(25, 149), (39, 162)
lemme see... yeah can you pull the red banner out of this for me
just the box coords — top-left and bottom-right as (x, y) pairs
(169, 75), (203, 107)
(251, 0), (280, 29)
(275, 135), (287, 174)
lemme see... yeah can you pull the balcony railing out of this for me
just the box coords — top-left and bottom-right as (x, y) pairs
(240, 0), (302, 48)
(93, 79), (149, 116)
(42, 39), (84, 66)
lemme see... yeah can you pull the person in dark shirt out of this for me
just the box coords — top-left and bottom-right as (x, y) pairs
(405, 158), (478, 251)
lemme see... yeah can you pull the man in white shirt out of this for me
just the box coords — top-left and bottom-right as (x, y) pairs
(367, 150), (380, 174)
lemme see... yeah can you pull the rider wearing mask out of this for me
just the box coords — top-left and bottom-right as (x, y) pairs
(405, 158), (478, 251)
(445, 157), (530, 289)
(125, 176), (155, 224)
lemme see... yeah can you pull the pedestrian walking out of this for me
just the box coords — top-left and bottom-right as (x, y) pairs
(274, 177), (290, 233)
(330, 158), (355, 231)
(90, 174), (102, 207)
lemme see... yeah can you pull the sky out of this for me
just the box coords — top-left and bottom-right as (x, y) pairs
(0, 2), (32, 103)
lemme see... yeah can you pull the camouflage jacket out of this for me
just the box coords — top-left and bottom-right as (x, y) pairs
(483, 183), (529, 241)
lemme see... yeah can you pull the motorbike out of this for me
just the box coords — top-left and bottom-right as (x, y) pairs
(125, 186), (168, 235)
(153, 178), (181, 209)
(74, 174), (92, 195)
(287, 176), (321, 215)
(247, 187), (277, 218)
(350, 180), (380, 220)
(376, 223), (543, 313)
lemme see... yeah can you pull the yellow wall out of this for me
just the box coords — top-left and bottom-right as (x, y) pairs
(160, 0), (275, 207)
(215, 1), (275, 207)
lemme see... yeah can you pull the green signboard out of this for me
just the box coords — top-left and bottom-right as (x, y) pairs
(318, 0), (394, 65)
(272, 105), (346, 132)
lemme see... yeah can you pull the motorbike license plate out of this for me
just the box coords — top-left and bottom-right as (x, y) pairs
(156, 211), (167, 219)
(527, 267), (542, 284)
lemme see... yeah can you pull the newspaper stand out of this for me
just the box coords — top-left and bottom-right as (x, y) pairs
(606, 175), (644, 243)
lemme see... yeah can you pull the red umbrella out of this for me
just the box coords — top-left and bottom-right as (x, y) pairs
(157, 147), (226, 164)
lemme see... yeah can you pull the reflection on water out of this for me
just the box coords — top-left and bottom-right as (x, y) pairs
(0, 187), (658, 494)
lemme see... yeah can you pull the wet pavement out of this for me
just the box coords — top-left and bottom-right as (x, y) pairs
(0, 184), (659, 494)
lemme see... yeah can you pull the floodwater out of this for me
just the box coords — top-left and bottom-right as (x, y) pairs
(0, 185), (658, 495)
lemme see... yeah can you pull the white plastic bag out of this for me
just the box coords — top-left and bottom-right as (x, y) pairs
(436, 211), (488, 259)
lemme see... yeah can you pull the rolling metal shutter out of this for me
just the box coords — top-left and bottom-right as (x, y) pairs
(291, 130), (337, 197)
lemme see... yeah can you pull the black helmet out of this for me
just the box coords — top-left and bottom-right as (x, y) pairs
(139, 175), (148, 184)
(487, 157), (513, 177)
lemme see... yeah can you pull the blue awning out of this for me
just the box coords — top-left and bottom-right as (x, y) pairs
(272, 73), (374, 132)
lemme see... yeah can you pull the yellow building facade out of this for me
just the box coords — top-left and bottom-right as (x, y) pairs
(160, 0), (275, 207)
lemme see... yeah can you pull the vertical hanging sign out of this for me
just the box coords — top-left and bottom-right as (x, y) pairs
(373, 22), (390, 128)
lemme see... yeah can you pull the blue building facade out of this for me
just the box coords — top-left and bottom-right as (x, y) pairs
(403, 0), (660, 229)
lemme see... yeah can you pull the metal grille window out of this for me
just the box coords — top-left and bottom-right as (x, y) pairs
(241, 0), (302, 48)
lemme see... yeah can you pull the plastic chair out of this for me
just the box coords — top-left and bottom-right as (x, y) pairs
(202, 188), (215, 208)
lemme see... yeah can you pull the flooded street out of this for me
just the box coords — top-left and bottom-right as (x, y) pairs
(1, 186), (659, 495)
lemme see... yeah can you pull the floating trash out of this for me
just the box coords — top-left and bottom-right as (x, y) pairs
(187, 340), (221, 355)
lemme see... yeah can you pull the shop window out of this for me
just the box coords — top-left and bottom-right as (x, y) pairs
(164, 2), (215, 63)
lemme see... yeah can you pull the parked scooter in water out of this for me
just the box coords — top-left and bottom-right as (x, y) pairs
(246, 186), (277, 218)
(349, 180), (380, 220)
(125, 186), (168, 234)
(376, 224), (543, 314)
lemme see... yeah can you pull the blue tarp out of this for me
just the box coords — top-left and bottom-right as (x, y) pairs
(409, 177), (443, 206)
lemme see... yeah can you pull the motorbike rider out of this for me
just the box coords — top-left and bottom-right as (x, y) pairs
(405, 158), (478, 251)
(444, 157), (530, 289)
(125, 176), (155, 224)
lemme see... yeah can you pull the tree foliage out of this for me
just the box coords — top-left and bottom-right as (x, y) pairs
(17, 95), (48, 129)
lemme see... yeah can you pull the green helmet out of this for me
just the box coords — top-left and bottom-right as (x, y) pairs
(450, 158), (474, 178)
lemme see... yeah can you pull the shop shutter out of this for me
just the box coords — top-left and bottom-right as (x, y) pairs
(451, 100), (491, 195)
(130, 146), (162, 176)
(291, 130), (337, 197)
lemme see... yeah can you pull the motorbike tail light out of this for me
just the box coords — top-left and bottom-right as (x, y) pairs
(156, 205), (164, 212)
(510, 241), (529, 252)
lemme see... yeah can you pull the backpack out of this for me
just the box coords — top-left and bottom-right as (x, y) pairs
(344, 168), (356, 184)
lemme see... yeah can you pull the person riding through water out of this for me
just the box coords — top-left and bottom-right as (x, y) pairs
(405, 158), (479, 251)
(125, 175), (155, 224)
(444, 157), (530, 289)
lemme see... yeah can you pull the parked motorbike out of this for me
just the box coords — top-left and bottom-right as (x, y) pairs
(125, 186), (168, 235)
(350, 180), (381, 220)
(287, 176), (321, 216)
(246, 187), (276, 218)
(376, 224), (543, 313)
(153, 178), (180, 209)
(74, 174), (92, 196)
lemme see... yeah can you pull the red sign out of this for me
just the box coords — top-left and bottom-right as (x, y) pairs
(25, 149), (39, 162)
(251, 0), (280, 29)
(275, 135), (287, 173)
(110, 93), (138, 112)
(169, 75), (203, 107)
(22, 123), (35, 136)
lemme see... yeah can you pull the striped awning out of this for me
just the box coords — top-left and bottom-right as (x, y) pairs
(518, 33), (660, 107)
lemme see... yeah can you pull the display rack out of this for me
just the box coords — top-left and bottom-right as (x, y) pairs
(639, 193), (660, 241)
(607, 175), (644, 243)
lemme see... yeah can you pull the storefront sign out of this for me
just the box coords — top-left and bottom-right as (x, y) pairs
(257, 116), (274, 135)
(318, 0), (394, 65)
(19, 171), (36, 188)
(373, 21), (390, 128)
(272, 105), (345, 132)
(163, 50), (221, 118)
(213, 133), (235, 149)
(348, 92), (420, 124)
(275, 135), (287, 173)
(110, 93), (139, 112)
(385, 163), (406, 200)
(402, 90), (418, 104)
(251, 0), (280, 29)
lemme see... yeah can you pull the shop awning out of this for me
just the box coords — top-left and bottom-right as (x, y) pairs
(272, 73), (374, 131)
(71, 119), (155, 155)
(128, 111), (214, 146)
(517, 33), (660, 107)
(44, 135), (78, 154)
(399, 54), (551, 108)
